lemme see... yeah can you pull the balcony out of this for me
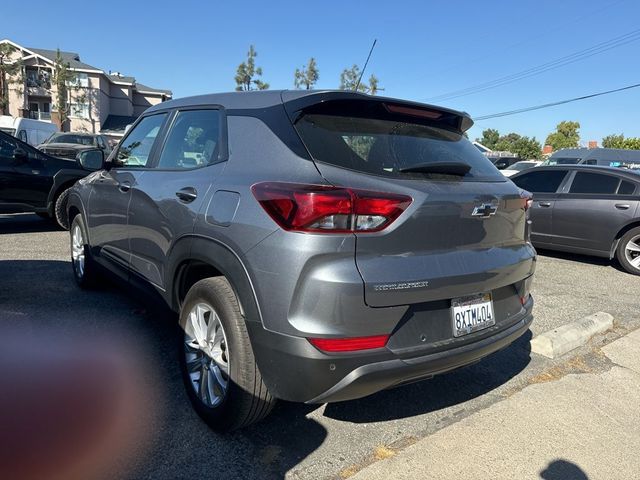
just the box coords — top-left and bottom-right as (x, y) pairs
(28, 111), (52, 121)
(26, 74), (52, 97)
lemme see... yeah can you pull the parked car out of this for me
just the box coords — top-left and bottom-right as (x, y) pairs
(502, 160), (541, 177)
(511, 165), (640, 274)
(542, 147), (640, 168)
(38, 132), (112, 160)
(488, 155), (522, 170)
(0, 130), (103, 228)
(0, 115), (58, 147)
(67, 90), (536, 431)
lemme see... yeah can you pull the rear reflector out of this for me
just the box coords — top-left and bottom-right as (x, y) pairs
(251, 182), (412, 233)
(308, 335), (390, 352)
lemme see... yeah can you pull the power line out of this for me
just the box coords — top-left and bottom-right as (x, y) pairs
(433, 0), (626, 78)
(425, 28), (640, 102)
(474, 81), (640, 120)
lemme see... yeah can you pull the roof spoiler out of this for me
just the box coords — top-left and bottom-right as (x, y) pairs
(281, 90), (473, 133)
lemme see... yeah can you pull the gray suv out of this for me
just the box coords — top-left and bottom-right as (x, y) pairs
(67, 90), (536, 431)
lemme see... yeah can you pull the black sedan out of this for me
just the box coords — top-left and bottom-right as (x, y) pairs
(511, 165), (640, 275)
(0, 130), (104, 229)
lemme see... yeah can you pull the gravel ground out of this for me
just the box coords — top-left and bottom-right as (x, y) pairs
(1, 213), (638, 480)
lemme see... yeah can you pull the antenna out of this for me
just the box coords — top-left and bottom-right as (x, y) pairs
(355, 39), (377, 92)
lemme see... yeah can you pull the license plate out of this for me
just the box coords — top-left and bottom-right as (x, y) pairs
(451, 293), (495, 337)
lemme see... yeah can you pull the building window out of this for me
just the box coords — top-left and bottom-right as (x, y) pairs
(70, 102), (90, 119)
(68, 72), (89, 88)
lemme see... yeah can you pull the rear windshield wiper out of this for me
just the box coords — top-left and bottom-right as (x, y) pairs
(398, 161), (471, 176)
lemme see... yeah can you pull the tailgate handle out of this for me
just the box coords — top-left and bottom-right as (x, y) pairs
(538, 201), (552, 208)
(615, 203), (631, 210)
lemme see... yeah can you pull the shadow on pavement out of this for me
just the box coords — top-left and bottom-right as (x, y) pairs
(0, 258), (532, 480)
(0, 213), (60, 234)
(536, 248), (625, 272)
(540, 459), (589, 480)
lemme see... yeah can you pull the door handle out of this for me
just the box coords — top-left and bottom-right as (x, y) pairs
(176, 187), (197, 203)
(118, 181), (131, 193)
(538, 201), (552, 207)
(615, 203), (631, 210)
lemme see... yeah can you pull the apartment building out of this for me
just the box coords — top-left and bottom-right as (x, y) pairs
(1, 39), (172, 140)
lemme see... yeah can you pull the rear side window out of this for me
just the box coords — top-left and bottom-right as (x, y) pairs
(157, 109), (221, 169)
(618, 180), (636, 195)
(512, 170), (567, 193)
(569, 172), (619, 194)
(293, 102), (502, 181)
(0, 135), (17, 162)
(116, 113), (167, 167)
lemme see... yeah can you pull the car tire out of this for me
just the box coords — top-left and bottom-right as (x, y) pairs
(54, 187), (72, 230)
(70, 214), (99, 288)
(616, 227), (640, 275)
(179, 277), (276, 432)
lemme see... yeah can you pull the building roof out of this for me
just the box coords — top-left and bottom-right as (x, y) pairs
(107, 73), (136, 84)
(26, 47), (101, 71)
(100, 114), (139, 135)
(135, 82), (172, 96)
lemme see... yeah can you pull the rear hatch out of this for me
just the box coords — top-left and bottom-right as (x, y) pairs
(285, 93), (534, 308)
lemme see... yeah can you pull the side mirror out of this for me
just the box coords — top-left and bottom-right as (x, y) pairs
(13, 147), (28, 163)
(77, 149), (105, 171)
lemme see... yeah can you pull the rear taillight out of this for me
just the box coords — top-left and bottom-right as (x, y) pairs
(520, 190), (533, 211)
(251, 182), (412, 233)
(517, 276), (533, 306)
(308, 335), (390, 352)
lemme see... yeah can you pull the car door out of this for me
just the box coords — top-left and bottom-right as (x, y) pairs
(510, 169), (569, 246)
(127, 108), (226, 289)
(87, 113), (168, 272)
(0, 133), (52, 209)
(552, 171), (638, 253)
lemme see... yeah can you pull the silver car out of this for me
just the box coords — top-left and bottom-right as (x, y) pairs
(67, 90), (536, 430)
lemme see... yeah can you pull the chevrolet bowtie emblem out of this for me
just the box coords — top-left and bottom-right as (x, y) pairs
(472, 203), (498, 218)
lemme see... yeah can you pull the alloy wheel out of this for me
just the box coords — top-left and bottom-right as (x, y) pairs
(624, 234), (640, 271)
(71, 224), (85, 278)
(184, 303), (230, 407)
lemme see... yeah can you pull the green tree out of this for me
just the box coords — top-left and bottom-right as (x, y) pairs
(545, 121), (580, 151)
(339, 65), (382, 94)
(476, 128), (499, 150)
(52, 49), (74, 130)
(0, 43), (23, 115)
(234, 45), (269, 91)
(602, 134), (640, 150)
(486, 129), (542, 158)
(510, 136), (542, 159)
(601, 134), (625, 148)
(294, 57), (319, 90)
(367, 74), (383, 96)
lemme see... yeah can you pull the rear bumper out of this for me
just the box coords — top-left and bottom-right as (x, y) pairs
(247, 299), (533, 404)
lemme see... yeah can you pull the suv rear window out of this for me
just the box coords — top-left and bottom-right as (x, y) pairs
(293, 103), (502, 181)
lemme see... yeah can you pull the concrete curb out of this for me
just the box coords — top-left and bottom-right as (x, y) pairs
(530, 311), (614, 358)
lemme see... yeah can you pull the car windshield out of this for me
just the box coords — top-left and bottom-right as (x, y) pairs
(294, 111), (503, 181)
(510, 162), (536, 171)
(46, 133), (97, 146)
(544, 157), (580, 165)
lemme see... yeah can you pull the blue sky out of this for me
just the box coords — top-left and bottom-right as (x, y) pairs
(3, 0), (639, 144)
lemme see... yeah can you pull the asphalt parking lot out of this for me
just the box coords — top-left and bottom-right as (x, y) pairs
(2, 212), (639, 480)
